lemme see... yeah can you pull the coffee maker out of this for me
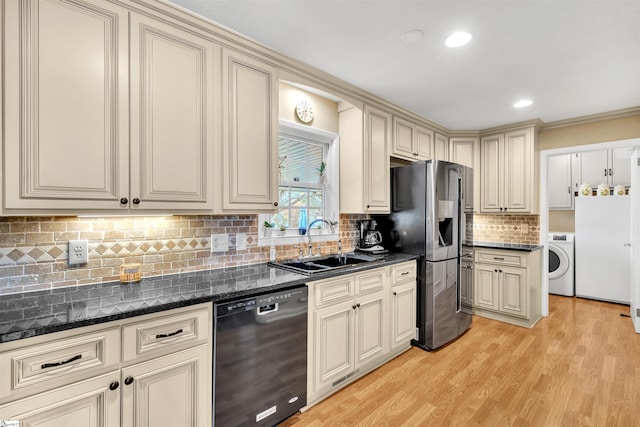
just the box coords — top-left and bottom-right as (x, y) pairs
(357, 220), (388, 254)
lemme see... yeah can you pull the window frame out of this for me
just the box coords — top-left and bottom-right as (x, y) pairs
(258, 120), (340, 246)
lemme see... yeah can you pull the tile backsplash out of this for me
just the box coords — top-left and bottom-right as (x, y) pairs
(0, 212), (536, 295)
(472, 214), (540, 245)
(0, 214), (365, 295)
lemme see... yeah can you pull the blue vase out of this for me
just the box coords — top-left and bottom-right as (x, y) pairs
(298, 209), (308, 235)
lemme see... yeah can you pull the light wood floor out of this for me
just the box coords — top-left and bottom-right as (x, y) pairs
(281, 296), (640, 426)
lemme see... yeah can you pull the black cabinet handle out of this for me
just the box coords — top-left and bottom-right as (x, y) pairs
(401, 271), (409, 276)
(156, 328), (183, 339)
(366, 204), (370, 209)
(132, 198), (140, 205)
(356, 303), (361, 308)
(120, 197), (128, 205)
(393, 291), (397, 296)
(124, 376), (134, 385)
(499, 269), (503, 273)
(41, 354), (82, 369)
(504, 207), (507, 211)
(604, 168), (607, 176)
(609, 168), (612, 176)
(109, 381), (119, 391)
(352, 305), (357, 310)
(494, 269), (498, 272)
(273, 202), (279, 207)
(499, 207), (503, 211)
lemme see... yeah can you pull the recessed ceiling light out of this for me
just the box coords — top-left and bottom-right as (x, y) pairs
(445, 32), (472, 48)
(401, 30), (424, 44)
(513, 99), (533, 108)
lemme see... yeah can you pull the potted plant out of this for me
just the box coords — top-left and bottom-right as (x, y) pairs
(316, 161), (326, 184)
(277, 225), (287, 236)
(263, 221), (274, 237)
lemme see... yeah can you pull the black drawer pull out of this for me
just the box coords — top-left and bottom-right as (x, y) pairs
(493, 257), (504, 260)
(401, 271), (409, 276)
(156, 328), (183, 339)
(41, 354), (82, 369)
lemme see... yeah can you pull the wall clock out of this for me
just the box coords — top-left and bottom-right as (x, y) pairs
(295, 99), (314, 123)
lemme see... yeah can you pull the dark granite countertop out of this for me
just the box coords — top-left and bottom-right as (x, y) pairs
(0, 253), (417, 343)
(471, 241), (544, 252)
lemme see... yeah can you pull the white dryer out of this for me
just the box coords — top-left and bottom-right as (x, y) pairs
(548, 233), (575, 296)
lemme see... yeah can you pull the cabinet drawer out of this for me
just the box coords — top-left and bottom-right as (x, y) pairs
(390, 262), (417, 285)
(356, 270), (385, 294)
(475, 250), (527, 267)
(122, 306), (209, 362)
(313, 276), (355, 307)
(0, 327), (120, 400)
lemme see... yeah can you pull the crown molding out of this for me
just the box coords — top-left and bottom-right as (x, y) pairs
(541, 106), (640, 130)
(479, 119), (544, 136)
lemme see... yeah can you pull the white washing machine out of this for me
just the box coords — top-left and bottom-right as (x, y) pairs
(548, 233), (575, 296)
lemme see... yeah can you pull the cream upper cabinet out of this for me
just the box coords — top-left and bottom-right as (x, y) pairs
(364, 106), (392, 213)
(434, 132), (449, 161)
(391, 116), (434, 160)
(3, 0), (130, 212)
(450, 137), (480, 213)
(3, 1), (218, 214)
(129, 14), (217, 211)
(339, 104), (391, 214)
(221, 48), (279, 212)
(480, 126), (538, 214)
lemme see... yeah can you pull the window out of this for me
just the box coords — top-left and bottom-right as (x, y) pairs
(259, 120), (339, 244)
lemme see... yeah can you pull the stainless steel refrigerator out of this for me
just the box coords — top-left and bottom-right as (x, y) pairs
(376, 160), (473, 350)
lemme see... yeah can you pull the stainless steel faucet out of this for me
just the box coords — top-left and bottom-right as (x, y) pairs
(306, 219), (334, 257)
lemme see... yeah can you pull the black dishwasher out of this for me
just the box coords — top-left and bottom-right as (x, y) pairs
(213, 286), (307, 427)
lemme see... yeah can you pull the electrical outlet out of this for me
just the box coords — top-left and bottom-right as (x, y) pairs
(68, 240), (88, 265)
(236, 233), (247, 251)
(211, 234), (229, 252)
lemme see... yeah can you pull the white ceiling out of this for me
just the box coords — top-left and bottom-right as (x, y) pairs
(168, 0), (640, 130)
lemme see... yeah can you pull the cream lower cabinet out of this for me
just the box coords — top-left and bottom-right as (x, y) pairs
(307, 261), (416, 406)
(221, 48), (279, 212)
(389, 262), (417, 352)
(473, 248), (542, 328)
(121, 346), (209, 427)
(480, 126), (538, 214)
(0, 372), (121, 426)
(339, 103), (391, 214)
(2, 0), (217, 214)
(0, 304), (212, 427)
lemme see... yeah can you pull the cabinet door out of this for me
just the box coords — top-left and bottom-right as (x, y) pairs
(222, 49), (278, 212)
(609, 147), (632, 186)
(0, 372), (120, 427)
(503, 129), (532, 212)
(434, 132), (449, 161)
(547, 154), (573, 209)
(3, 0), (129, 212)
(473, 264), (499, 311)
(314, 300), (355, 389)
(363, 106), (391, 213)
(390, 282), (416, 351)
(130, 15), (217, 211)
(480, 134), (503, 213)
(392, 117), (415, 159)
(415, 126), (434, 159)
(571, 153), (582, 194)
(122, 345), (210, 427)
(450, 137), (480, 212)
(579, 149), (608, 187)
(460, 263), (473, 307)
(354, 291), (387, 367)
(499, 267), (528, 318)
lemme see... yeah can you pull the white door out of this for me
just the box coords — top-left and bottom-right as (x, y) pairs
(630, 149), (640, 333)
(610, 147), (632, 186)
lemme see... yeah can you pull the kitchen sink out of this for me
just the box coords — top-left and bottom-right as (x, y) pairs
(269, 253), (383, 275)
